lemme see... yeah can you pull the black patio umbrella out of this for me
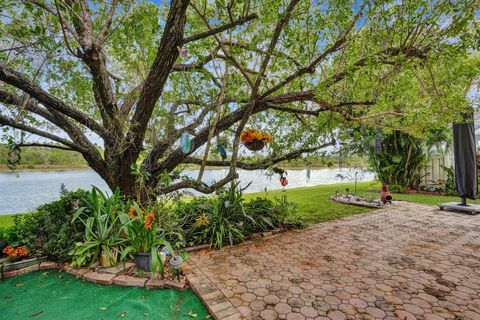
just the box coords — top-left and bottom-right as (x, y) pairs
(452, 112), (477, 204)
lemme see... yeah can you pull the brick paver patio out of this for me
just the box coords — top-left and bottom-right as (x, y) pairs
(189, 202), (480, 320)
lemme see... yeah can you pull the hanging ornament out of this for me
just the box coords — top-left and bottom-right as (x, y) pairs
(272, 167), (285, 175)
(6, 137), (21, 170)
(180, 132), (194, 154)
(272, 167), (288, 187)
(178, 45), (189, 58)
(217, 144), (227, 160)
(374, 132), (383, 154)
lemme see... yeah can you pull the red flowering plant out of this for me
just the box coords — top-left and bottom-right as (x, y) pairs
(2, 245), (28, 259)
(120, 202), (174, 277)
(1, 245), (29, 280)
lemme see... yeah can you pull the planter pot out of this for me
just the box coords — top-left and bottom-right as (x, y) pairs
(100, 251), (118, 268)
(2, 256), (47, 272)
(244, 140), (265, 151)
(0, 240), (7, 257)
(134, 253), (151, 271)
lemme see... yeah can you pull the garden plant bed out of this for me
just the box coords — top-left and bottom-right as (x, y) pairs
(405, 188), (445, 195)
(330, 194), (384, 208)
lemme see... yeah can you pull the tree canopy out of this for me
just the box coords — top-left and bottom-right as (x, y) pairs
(0, 0), (478, 197)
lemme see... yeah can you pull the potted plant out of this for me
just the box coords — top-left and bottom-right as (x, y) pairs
(240, 129), (273, 151)
(1, 245), (28, 279)
(121, 203), (174, 277)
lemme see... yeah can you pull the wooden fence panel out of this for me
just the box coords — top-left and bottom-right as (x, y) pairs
(419, 153), (454, 187)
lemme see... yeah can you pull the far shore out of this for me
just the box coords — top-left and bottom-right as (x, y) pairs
(0, 164), (91, 173)
(1, 163), (367, 173)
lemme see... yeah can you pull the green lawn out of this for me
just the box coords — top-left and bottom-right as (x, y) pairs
(245, 182), (472, 225)
(0, 214), (17, 228)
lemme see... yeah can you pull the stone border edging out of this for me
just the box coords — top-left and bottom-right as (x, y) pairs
(187, 264), (244, 320)
(2, 261), (188, 291)
(330, 195), (384, 208)
(183, 228), (285, 254)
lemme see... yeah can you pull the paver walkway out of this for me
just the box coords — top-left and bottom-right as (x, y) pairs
(190, 202), (480, 320)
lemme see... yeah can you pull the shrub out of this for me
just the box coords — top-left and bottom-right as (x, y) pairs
(173, 182), (301, 248)
(13, 189), (90, 262)
(0, 227), (19, 246)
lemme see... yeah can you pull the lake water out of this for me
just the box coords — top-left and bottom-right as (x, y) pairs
(0, 168), (374, 215)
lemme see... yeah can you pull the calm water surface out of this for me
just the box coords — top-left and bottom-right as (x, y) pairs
(0, 168), (374, 215)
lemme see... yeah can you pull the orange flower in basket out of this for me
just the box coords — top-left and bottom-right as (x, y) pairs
(3, 245), (16, 257)
(144, 211), (155, 230)
(241, 129), (272, 144)
(15, 246), (28, 257)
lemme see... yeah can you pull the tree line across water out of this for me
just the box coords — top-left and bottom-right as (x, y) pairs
(0, 145), (87, 169)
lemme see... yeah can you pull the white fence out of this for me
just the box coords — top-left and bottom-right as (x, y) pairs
(418, 153), (454, 187)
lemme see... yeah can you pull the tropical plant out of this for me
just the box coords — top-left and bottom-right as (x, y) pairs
(178, 182), (299, 248)
(188, 182), (251, 248)
(348, 129), (429, 189)
(120, 202), (175, 278)
(70, 187), (126, 268)
(440, 165), (457, 196)
(1, 0), (477, 199)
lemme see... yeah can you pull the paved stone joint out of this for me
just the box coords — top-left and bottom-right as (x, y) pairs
(191, 202), (480, 319)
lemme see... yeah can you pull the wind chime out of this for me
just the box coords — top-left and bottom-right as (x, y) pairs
(5, 137), (21, 170)
(374, 132), (392, 204)
(180, 132), (194, 154)
(306, 161), (311, 183)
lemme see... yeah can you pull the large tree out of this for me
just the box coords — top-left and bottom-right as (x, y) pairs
(0, 0), (478, 198)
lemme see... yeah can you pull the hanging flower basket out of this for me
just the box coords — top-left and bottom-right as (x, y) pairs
(241, 129), (272, 151)
(245, 139), (265, 151)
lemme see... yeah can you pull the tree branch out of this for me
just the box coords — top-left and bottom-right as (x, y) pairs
(183, 140), (336, 170)
(156, 170), (238, 194)
(260, 1), (368, 99)
(0, 88), (107, 168)
(125, 0), (190, 160)
(0, 113), (78, 150)
(253, 0), (301, 93)
(190, 2), (255, 89)
(0, 64), (113, 143)
(96, 0), (119, 45)
(183, 13), (258, 44)
(17, 143), (75, 151)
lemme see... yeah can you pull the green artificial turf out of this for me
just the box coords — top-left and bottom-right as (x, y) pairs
(0, 270), (209, 320)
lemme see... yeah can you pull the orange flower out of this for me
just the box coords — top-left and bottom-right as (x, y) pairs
(241, 129), (272, 144)
(196, 214), (209, 226)
(15, 246), (28, 257)
(144, 211), (155, 230)
(128, 207), (137, 219)
(3, 245), (16, 257)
